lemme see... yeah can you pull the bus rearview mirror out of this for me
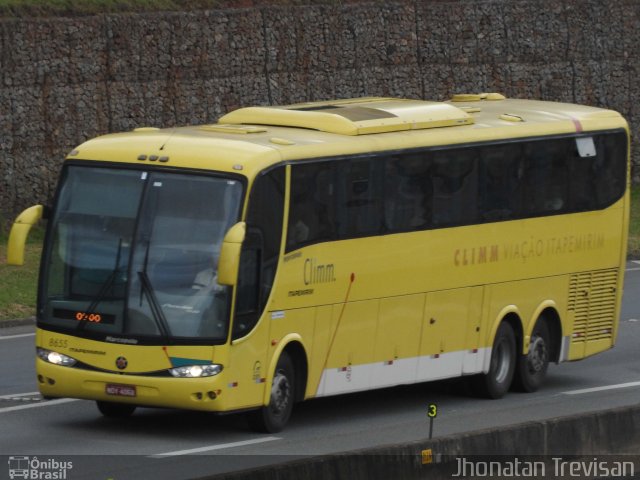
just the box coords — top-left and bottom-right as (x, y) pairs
(7, 205), (44, 266)
(217, 222), (246, 286)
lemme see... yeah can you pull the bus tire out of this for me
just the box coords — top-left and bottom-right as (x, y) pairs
(96, 401), (136, 418)
(474, 322), (516, 399)
(513, 320), (550, 392)
(248, 352), (295, 433)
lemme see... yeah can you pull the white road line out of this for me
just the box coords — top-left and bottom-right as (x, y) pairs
(0, 398), (79, 414)
(562, 381), (640, 396)
(0, 391), (40, 399)
(150, 436), (282, 458)
(0, 333), (35, 340)
(626, 267), (640, 272)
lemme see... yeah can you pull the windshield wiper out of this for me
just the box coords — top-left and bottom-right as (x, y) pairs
(77, 238), (123, 331)
(137, 270), (171, 339)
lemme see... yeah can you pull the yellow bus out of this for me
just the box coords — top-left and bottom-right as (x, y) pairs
(8, 94), (630, 432)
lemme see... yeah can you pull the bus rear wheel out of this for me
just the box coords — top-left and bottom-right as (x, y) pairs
(248, 353), (295, 433)
(474, 322), (516, 399)
(513, 320), (550, 392)
(96, 401), (136, 418)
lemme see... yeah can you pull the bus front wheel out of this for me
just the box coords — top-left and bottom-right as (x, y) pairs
(248, 352), (295, 433)
(513, 320), (550, 392)
(96, 401), (136, 418)
(475, 322), (516, 399)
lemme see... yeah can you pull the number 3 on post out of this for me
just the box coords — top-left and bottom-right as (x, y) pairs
(427, 403), (437, 439)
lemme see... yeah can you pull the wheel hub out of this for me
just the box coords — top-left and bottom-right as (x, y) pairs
(270, 372), (290, 416)
(527, 336), (548, 373)
(493, 339), (511, 383)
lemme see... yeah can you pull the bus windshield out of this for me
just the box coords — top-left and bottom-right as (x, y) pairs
(40, 165), (243, 344)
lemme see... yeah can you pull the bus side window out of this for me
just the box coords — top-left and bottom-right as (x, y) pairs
(287, 163), (337, 251)
(336, 158), (384, 238)
(384, 153), (432, 231)
(431, 150), (478, 227)
(571, 133), (627, 210)
(479, 143), (525, 221)
(569, 137), (597, 210)
(233, 167), (285, 340)
(523, 139), (569, 214)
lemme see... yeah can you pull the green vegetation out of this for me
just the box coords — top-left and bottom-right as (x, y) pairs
(0, 224), (44, 321)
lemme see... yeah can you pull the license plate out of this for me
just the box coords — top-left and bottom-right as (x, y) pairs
(105, 384), (136, 397)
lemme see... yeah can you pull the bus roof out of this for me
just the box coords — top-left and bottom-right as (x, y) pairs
(69, 95), (627, 178)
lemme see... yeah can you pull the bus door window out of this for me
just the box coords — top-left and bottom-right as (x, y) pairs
(233, 167), (285, 340)
(431, 150), (478, 227)
(384, 153), (432, 231)
(479, 143), (525, 222)
(337, 158), (384, 238)
(234, 235), (262, 319)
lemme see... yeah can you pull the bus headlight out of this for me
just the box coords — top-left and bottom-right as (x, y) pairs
(37, 347), (77, 367)
(169, 364), (222, 378)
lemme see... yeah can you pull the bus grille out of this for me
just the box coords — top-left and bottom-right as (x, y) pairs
(568, 269), (618, 343)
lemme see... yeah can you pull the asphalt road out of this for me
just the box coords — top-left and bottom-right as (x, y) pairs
(1, 263), (639, 480)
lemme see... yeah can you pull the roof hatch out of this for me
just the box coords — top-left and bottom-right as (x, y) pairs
(199, 124), (267, 134)
(218, 98), (474, 136)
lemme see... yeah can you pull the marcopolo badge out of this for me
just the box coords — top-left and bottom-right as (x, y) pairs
(115, 356), (128, 370)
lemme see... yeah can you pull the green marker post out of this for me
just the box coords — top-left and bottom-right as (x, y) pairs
(427, 403), (437, 439)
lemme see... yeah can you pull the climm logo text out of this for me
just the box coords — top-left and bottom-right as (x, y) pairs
(454, 245), (499, 267)
(304, 258), (336, 285)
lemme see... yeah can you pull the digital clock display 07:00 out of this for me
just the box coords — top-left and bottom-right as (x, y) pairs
(75, 312), (102, 323)
(52, 309), (116, 325)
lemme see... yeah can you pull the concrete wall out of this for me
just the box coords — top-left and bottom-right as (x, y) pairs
(1, 0), (639, 219)
(208, 404), (640, 480)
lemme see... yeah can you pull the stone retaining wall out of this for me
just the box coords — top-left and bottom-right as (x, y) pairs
(1, 0), (638, 219)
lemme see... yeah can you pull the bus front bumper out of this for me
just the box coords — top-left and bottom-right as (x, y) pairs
(36, 358), (237, 412)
